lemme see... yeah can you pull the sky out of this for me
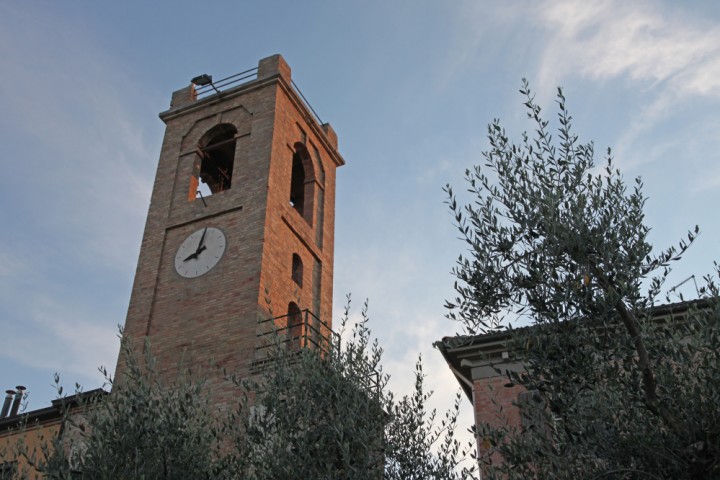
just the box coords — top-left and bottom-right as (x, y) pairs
(1, 0), (720, 456)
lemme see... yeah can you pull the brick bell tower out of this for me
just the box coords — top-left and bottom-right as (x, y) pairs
(116, 55), (344, 401)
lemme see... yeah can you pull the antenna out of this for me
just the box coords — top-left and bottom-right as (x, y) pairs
(668, 275), (699, 298)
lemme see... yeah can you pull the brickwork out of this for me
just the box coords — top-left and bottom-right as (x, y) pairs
(116, 55), (344, 408)
(474, 375), (524, 472)
(474, 376), (523, 431)
(435, 334), (527, 471)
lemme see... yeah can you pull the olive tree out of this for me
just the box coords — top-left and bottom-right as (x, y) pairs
(38, 343), (227, 480)
(14, 299), (474, 479)
(229, 298), (476, 480)
(445, 81), (720, 479)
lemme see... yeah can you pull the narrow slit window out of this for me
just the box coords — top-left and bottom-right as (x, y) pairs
(292, 253), (303, 287)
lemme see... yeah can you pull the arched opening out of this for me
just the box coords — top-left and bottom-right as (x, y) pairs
(290, 153), (305, 215)
(291, 253), (303, 287)
(191, 124), (237, 199)
(287, 302), (303, 349)
(289, 142), (315, 223)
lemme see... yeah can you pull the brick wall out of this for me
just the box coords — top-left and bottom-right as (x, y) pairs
(116, 55), (344, 408)
(474, 374), (525, 472)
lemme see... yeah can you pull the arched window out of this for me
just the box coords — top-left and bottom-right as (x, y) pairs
(191, 124), (237, 199)
(287, 302), (303, 349)
(290, 152), (306, 215)
(291, 254), (303, 287)
(289, 142), (315, 223)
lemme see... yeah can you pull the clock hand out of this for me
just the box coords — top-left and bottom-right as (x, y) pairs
(196, 227), (208, 253)
(183, 245), (207, 262)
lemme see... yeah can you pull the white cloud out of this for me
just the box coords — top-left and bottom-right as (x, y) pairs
(536, 0), (720, 95)
(0, 5), (156, 273)
(443, 1), (720, 183)
(696, 167), (720, 193)
(531, 0), (720, 162)
(0, 5), (149, 390)
(1, 295), (120, 381)
(0, 252), (27, 278)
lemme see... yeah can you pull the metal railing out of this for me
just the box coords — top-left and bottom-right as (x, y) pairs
(255, 309), (381, 395)
(256, 308), (337, 355)
(291, 79), (324, 126)
(195, 67), (259, 100)
(194, 67), (325, 128)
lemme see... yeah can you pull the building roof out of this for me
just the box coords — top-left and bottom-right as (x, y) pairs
(0, 388), (108, 432)
(434, 298), (715, 401)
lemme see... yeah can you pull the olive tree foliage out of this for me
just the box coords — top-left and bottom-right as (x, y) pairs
(8, 298), (475, 479)
(232, 298), (476, 480)
(35, 344), (225, 480)
(444, 80), (720, 479)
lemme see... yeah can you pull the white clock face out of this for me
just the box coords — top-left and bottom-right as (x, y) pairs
(174, 227), (226, 278)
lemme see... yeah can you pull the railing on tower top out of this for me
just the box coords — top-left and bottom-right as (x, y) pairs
(194, 67), (325, 127)
(290, 79), (324, 126)
(194, 68), (258, 99)
(255, 309), (381, 395)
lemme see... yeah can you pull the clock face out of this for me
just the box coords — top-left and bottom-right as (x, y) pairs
(174, 227), (226, 278)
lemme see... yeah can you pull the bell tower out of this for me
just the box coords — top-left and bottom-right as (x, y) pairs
(117, 55), (344, 401)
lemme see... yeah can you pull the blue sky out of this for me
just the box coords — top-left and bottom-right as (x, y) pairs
(1, 0), (720, 452)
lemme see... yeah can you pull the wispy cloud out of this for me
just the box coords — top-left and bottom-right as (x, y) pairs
(0, 252), (27, 279)
(531, 0), (720, 172)
(536, 0), (720, 95)
(2, 296), (120, 380)
(0, 5), (151, 390)
(0, 5), (156, 273)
